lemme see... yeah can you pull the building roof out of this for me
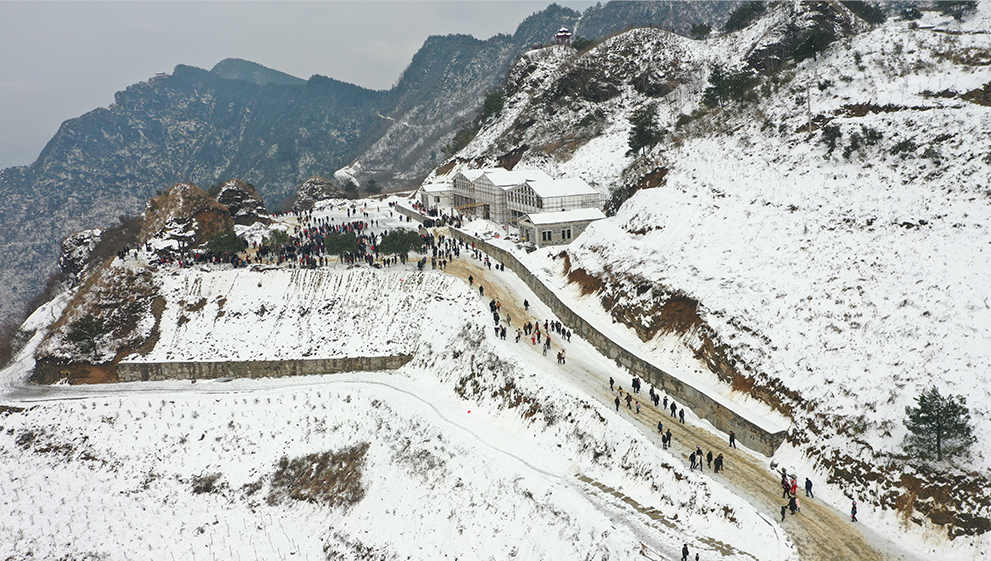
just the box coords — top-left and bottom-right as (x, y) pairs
(524, 177), (599, 198)
(523, 208), (606, 225)
(458, 169), (486, 182)
(482, 168), (551, 188)
(421, 183), (451, 193)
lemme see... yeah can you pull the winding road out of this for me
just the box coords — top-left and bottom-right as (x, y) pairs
(442, 250), (895, 561)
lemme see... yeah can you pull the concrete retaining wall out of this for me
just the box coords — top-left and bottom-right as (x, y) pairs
(118, 355), (413, 383)
(449, 228), (787, 457)
(394, 204), (426, 223)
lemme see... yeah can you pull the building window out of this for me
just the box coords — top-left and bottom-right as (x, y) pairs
(563, 228), (571, 240)
(541, 231), (552, 242)
(435, 196), (440, 203)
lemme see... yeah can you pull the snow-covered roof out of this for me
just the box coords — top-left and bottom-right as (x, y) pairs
(523, 208), (606, 225)
(457, 169), (486, 182)
(421, 183), (451, 193)
(482, 168), (551, 188)
(524, 178), (598, 198)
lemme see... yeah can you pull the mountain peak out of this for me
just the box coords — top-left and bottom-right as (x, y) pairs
(210, 58), (306, 86)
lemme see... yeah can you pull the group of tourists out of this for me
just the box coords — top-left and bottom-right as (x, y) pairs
(779, 469), (816, 521)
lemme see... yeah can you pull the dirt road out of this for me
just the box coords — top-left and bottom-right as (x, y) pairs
(440, 248), (886, 561)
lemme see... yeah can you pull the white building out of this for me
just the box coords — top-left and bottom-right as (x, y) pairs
(419, 182), (452, 210)
(507, 177), (603, 225)
(518, 208), (606, 248)
(452, 168), (551, 224)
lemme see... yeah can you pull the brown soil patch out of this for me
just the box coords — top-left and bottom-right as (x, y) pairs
(637, 167), (669, 190)
(658, 293), (701, 335)
(267, 443), (370, 508)
(962, 83), (991, 106)
(567, 267), (605, 296)
(498, 145), (530, 170)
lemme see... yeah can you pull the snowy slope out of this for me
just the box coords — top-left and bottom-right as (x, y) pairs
(0, 264), (788, 561)
(432, 1), (991, 551)
(0, 198), (800, 561)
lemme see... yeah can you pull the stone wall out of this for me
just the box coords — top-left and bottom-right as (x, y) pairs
(394, 204), (426, 223)
(118, 355), (413, 383)
(449, 228), (787, 457)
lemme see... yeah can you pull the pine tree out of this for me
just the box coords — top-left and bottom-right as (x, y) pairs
(626, 103), (665, 158)
(903, 387), (976, 462)
(67, 313), (105, 360)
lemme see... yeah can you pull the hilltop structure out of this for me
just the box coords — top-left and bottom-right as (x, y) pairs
(450, 168), (603, 231)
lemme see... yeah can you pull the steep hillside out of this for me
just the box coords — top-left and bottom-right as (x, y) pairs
(434, 1), (991, 552)
(338, 1), (741, 189)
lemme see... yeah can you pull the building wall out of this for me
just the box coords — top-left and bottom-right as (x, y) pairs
(526, 219), (597, 248)
(118, 355), (413, 382)
(447, 228), (788, 457)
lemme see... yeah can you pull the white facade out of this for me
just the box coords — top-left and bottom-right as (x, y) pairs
(507, 177), (603, 224)
(419, 183), (452, 210)
(519, 208), (606, 248)
(452, 168), (551, 224)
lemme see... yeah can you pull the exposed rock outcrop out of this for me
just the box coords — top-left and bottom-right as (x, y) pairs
(215, 179), (270, 226)
(293, 177), (347, 212)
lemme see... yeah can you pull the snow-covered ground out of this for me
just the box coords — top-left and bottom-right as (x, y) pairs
(426, 4), (991, 555)
(1, 199), (796, 561)
(4, 6), (991, 559)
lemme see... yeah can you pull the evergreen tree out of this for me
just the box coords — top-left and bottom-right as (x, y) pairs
(903, 386), (976, 462)
(481, 90), (505, 121)
(324, 232), (358, 261)
(67, 313), (105, 360)
(263, 229), (290, 249)
(691, 23), (711, 39)
(206, 231), (246, 256)
(626, 103), (666, 158)
(379, 230), (424, 258)
(365, 178), (381, 195)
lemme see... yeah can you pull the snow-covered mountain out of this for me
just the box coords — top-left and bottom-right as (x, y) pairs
(432, 0), (991, 544)
(3, 2), (991, 559)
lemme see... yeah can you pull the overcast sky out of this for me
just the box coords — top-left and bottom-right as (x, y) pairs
(0, 1), (595, 169)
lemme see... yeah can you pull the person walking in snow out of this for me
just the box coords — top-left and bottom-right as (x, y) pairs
(479, 285), (484, 296)
(788, 495), (797, 516)
(706, 450), (713, 470)
(781, 505), (787, 522)
(805, 478), (814, 498)
(682, 544), (689, 561)
(615, 396), (620, 412)
(851, 501), (858, 522)
(524, 299), (529, 310)
(670, 401), (677, 417)
(729, 431), (737, 448)
(468, 275), (473, 285)
(665, 429), (672, 449)
(625, 393), (633, 409)
(689, 452), (697, 470)
(609, 377), (614, 391)
(657, 420), (663, 434)
(679, 408), (685, 423)
(714, 453), (723, 473)
(635, 401), (641, 414)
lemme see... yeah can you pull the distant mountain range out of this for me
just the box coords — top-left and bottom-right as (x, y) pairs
(0, 1), (740, 328)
